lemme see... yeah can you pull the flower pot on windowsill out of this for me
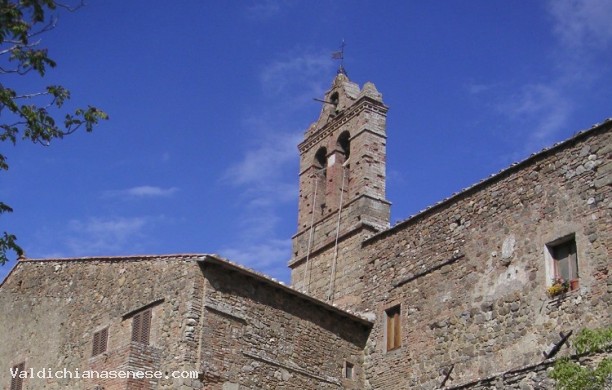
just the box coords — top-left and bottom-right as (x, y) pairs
(547, 278), (570, 298)
(569, 279), (579, 291)
(547, 284), (566, 298)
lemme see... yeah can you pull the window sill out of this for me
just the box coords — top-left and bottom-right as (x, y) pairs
(547, 279), (580, 300)
(545, 287), (582, 309)
(385, 346), (402, 355)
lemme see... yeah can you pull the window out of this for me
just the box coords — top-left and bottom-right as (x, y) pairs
(330, 92), (339, 108)
(548, 237), (579, 290)
(344, 361), (354, 379)
(92, 327), (108, 356)
(313, 147), (328, 213)
(314, 147), (328, 174)
(337, 131), (350, 161)
(385, 305), (401, 351)
(10, 362), (25, 390)
(131, 309), (152, 345)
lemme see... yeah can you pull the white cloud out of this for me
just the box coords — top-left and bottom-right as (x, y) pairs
(466, 82), (499, 95)
(497, 83), (572, 147)
(245, 182), (297, 207)
(219, 238), (291, 282)
(549, 0), (612, 49)
(245, 0), (282, 19)
(223, 132), (300, 187)
(104, 185), (179, 199)
(260, 51), (333, 103)
(472, 1), (611, 155)
(219, 130), (300, 276)
(244, 0), (298, 21)
(218, 49), (333, 280)
(64, 217), (148, 255)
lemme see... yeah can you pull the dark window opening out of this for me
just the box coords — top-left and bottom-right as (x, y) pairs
(386, 305), (401, 352)
(549, 237), (579, 290)
(337, 131), (350, 161)
(10, 362), (25, 390)
(344, 361), (354, 379)
(314, 147), (327, 171)
(313, 146), (328, 213)
(92, 327), (109, 357)
(330, 92), (339, 108)
(131, 309), (152, 345)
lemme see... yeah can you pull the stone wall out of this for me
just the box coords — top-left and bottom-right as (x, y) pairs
(444, 351), (611, 389)
(0, 255), (204, 389)
(290, 224), (377, 307)
(291, 73), (391, 306)
(200, 261), (370, 389)
(0, 254), (374, 390)
(358, 123), (612, 389)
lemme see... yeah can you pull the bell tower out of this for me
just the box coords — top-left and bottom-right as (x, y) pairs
(289, 72), (390, 306)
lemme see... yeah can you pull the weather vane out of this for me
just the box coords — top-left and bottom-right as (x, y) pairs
(331, 39), (347, 75)
(313, 40), (348, 106)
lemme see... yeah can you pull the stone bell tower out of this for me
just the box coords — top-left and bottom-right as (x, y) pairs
(289, 71), (390, 307)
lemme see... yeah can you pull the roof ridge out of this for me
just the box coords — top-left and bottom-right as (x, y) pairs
(21, 253), (207, 262)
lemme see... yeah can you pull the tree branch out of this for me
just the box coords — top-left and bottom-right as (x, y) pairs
(0, 0), (108, 265)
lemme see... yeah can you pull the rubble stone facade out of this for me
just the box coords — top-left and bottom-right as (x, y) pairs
(357, 122), (611, 389)
(0, 255), (370, 389)
(1, 73), (610, 389)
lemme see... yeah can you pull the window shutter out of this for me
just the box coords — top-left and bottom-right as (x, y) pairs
(100, 327), (108, 353)
(92, 331), (100, 356)
(386, 312), (394, 351)
(141, 309), (151, 345)
(551, 238), (579, 282)
(569, 240), (578, 279)
(92, 328), (109, 356)
(385, 305), (401, 351)
(393, 312), (401, 348)
(10, 362), (25, 390)
(131, 309), (152, 344)
(132, 312), (142, 342)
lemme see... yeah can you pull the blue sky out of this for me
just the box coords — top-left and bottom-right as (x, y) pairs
(1, 1), (611, 283)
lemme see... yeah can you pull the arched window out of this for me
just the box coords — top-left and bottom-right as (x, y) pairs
(314, 147), (327, 173)
(337, 131), (350, 161)
(313, 147), (328, 213)
(330, 92), (339, 108)
(337, 132), (351, 198)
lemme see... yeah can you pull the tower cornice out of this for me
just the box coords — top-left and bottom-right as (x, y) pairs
(298, 96), (388, 153)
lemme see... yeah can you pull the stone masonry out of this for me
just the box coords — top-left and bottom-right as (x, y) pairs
(290, 72), (391, 307)
(355, 122), (611, 389)
(0, 256), (203, 389)
(199, 257), (369, 390)
(287, 74), (610, 389)
(1, 72), (610, 389)
(0, 255), (371, 389)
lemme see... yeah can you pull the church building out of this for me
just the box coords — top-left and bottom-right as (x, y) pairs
(1, 72), (610, 389)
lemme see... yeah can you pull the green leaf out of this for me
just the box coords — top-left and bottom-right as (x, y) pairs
(0, 0), (109, 266)
(549, 326), (612, 389)
(0, 232), (23, 265)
